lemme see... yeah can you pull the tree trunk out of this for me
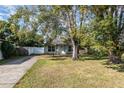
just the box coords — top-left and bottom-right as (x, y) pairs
(86, 46), (91, 54)
(108, 50), (122, 64)
(72, 41), (79, 60)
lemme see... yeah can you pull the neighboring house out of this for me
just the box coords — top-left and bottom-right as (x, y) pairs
(44, 36), (72, 55)
(0, 39), (3, 60)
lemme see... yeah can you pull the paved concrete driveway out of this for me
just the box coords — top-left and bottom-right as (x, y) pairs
(0, 56), (39, 88)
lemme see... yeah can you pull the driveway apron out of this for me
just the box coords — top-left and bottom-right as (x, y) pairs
(0, 56), (39, 88)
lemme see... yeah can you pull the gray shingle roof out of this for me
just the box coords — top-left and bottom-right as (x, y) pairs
(51, 36), (66, 45)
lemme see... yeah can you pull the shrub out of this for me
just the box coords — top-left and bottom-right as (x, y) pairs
(90, 48), (107, 58)
(1, 41), (29, 59)
(1, 41), (16, 59)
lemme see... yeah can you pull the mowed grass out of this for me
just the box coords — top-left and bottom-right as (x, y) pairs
(15, 55), (124, 88)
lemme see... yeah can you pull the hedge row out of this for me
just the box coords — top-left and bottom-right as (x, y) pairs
(1, 41), (28, 59)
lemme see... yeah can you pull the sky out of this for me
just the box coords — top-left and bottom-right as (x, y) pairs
(0, 6), (17, 21)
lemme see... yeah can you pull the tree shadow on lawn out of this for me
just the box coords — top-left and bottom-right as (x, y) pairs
(50, 57), (66, 61)
(48, 55), (71, 61)
(102, 60), (124, 72)
(49, 56), (67, 61)
(80, 54), (124, 72)
(79, 54), (108, 61)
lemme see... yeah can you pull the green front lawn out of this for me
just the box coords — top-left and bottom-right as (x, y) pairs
(15, 55), (124, 88)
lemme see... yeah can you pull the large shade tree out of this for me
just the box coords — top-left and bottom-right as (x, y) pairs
(11, 6), (64, 45)
(12, 5), (88, 60)
(51, 6), (88, 60)
(90, 5), (124, 63)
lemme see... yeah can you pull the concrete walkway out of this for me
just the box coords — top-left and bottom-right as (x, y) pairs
(0, 56), (39, 88)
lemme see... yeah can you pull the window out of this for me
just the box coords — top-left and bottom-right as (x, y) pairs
(48, 46), (55, 52)
(68, 46), (72, 52)
(48, 46), (51, 51)
(52, 46), (55, 51)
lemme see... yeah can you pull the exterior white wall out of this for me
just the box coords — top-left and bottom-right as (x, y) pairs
(57, 46), (66, 55)
(45, 45), (72, 55)
(23, 47), (44, 55)
(57, 45), (72, 55)
(24, 46), (72, 56)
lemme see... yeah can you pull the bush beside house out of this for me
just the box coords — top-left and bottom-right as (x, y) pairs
(1, 41), (28, 59)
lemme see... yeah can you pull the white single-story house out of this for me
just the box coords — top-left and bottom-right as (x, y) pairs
(44, 36), (72, 55)
(0, 39), (3, 60)
(23, 36), (72, 55)
(24, 36), (87, 56)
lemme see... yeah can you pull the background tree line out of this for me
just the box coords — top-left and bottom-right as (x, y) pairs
(0, 20), (44, 47)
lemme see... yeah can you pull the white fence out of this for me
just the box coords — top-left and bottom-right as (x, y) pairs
(23, 47), (45, 55)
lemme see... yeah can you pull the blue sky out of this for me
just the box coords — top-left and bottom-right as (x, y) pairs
(0, 6), (17, 21)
